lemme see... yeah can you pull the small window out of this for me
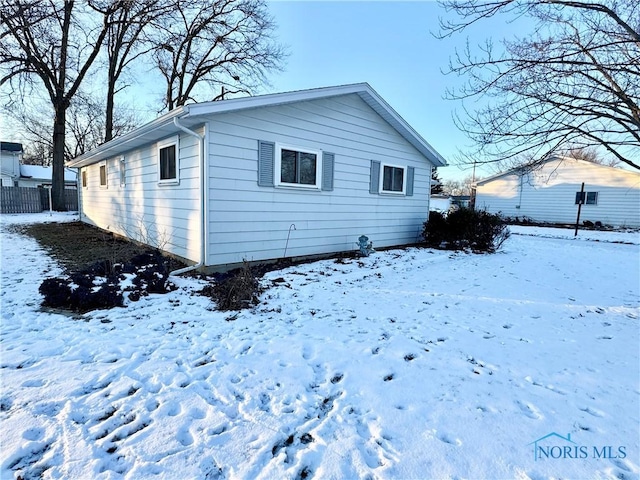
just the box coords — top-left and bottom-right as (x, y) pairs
(158, 136), (179, 184)
(99, 162), (107, 187)
(275, 144), (321, 188)
(81, 170), (87, 188)
(575, 191), (598, 205)
(381, 164), (406, 194)
(119, 156), (126, 186)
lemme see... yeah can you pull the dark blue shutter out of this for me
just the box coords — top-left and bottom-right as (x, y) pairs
(406, 166), (415, 196)
(370, 160), (380, 194)
(258, 140), (275, 187)
(322, 152), (334, 191)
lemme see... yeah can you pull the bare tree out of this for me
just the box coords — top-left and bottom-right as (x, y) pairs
(95, 0), (171, 141)
(438, 0), (640, 171)
(3, 93), (141, 164)
(150, 0), (286, 110)
(0, 1), (116, 210)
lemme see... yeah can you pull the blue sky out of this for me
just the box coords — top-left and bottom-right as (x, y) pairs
(2, 1), (534, 181)
(261, 1), (532, 181)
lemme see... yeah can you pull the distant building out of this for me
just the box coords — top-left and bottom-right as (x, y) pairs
(0, 141), (77, 188)
(474, 156), (640, 227)
(1, 142), (23, 187)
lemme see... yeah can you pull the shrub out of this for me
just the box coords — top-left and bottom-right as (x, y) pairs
(202, 261), (263, 311)
(423, 207), (510, 253)
(422, 211), (448, 248)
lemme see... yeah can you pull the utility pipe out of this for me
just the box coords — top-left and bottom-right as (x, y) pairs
(170, 117), (206, 276)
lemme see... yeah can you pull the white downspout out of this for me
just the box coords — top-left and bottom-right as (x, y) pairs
(170, 116), (206, 276)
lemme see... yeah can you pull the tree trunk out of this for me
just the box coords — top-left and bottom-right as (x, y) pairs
(51, 104), (67, 211)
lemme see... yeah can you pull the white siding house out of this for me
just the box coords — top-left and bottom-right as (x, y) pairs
(475, 157), (640, 227)
(68, 83), (446, 270)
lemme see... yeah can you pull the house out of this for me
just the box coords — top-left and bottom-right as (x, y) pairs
(429, 194), (452, 213)
(67, 83), (447, 271)
(18, 165), (78, 189)
(1, 142), (23, 186)
(1, 142), (77, 188)
(474, 157), (640, 227)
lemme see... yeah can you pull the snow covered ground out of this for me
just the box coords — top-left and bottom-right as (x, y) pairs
(1, 213), (639, 480)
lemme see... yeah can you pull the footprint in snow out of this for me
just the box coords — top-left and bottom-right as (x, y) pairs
(516, 400), (543, 420)
(23, 427), (45, 441)
(437, 432), (462, 446)
(177, 426), (194, 446)
(580, 406), (605, 418)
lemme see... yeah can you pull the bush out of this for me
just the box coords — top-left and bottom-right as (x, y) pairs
(201, 262), (263, 311)
(423, 207), (510, 253)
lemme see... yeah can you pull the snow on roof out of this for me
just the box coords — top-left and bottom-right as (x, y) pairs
(20, 164), (77, 182)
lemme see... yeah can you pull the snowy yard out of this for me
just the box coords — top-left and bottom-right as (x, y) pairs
(1, 213), (639, 480)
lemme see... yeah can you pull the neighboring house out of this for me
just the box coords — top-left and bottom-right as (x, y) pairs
(1, 142), (77, 188)
(67, 83), (447, 270)
(429, 194), (452, 213)
(1, 142), (23, 187)
(475, 157), (640, 227)
(18, 165), (78, 188)
(450, 195), (471, 208)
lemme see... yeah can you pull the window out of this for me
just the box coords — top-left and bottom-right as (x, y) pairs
(575, 191), (598, 205)
(99, 162), (107, 187)
(158, 136), (179, 184)
(81, 170), (87, 188)
(275, 144), (321, 188)
(119, 156), (126, 186)
(382, 165), (405, 193)
(370, 161), (414, 196)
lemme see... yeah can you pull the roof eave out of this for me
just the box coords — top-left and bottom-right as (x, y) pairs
(67, 106), (188, 168)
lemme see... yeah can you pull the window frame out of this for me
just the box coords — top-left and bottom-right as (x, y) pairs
(575, 191), (599, 205)
(379, 163), (407, 195)
(99, 161), (108, 188)
(274, 143), (322, 189)
(157, 136), (179, 185)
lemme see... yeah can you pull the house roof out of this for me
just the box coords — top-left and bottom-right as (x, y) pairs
(474, 156), (640, 186)
(67, 83), (447, 168)
(1, 142), (23, 153)
(20, 164), (78, 183)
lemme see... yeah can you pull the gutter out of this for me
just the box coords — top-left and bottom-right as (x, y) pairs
(170, 116), (207, 276)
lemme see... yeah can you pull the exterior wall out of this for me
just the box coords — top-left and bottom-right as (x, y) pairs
(205, 93), (434, 266)
(1, 150), (20, 186)
(79, 130), (202, 263)
(475, 159), (640, 227)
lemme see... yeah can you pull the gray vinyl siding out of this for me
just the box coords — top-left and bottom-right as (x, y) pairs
(205, 94), (432, 266)
(475, 159), (640, 227)
(78, 130), (202, 262)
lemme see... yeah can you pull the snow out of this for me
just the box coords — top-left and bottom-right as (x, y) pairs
(1, 213), (639, 480)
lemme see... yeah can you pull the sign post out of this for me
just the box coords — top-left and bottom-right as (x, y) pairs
(574, 182), (585, 237)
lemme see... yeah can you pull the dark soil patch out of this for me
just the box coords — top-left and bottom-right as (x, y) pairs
(15, 221), (186, 272)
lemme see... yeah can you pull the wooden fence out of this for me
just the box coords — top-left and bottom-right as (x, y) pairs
(1, 187), (78, 214)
